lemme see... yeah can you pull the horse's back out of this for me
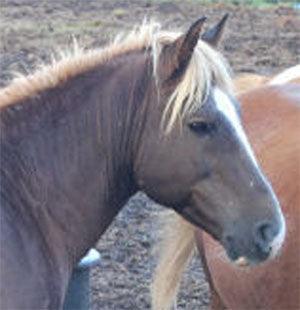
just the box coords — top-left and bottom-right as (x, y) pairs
(233, 73), (269, 94)
(202, 84), (300, 310)
(233, 64), (300, 95)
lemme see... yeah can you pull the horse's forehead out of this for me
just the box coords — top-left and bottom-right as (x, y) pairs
(213, 88), (239, 123)
(213, 87), (259, 168)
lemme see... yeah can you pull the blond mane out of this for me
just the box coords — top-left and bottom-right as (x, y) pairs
(268, 64), (300, 86)
(0, 21), (233, 132)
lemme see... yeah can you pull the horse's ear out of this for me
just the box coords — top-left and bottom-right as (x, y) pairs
(201, 14), (229, 47)
(162, 17), (206, 82)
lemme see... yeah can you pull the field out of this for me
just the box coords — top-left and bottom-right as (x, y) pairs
(1, 0), (299, 309)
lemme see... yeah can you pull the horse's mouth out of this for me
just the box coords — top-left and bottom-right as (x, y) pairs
(223, 236), (284, 267)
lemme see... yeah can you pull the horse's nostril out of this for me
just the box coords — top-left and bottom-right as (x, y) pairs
(254, 221), (278, 253)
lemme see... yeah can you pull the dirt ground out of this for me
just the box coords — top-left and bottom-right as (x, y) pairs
(1, 1), (299, 309)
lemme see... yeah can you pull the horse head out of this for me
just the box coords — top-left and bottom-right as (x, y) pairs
(135, 16), (285, 265)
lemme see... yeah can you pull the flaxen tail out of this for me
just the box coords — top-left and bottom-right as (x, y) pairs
(151, 212), (196, 310)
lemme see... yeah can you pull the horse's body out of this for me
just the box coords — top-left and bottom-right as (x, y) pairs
(151, 76), (300, 309)
(198, 83), (300, 310)
(233, 64), (300, 95)
(0, 18), (286, 309)
(1, 39), (149, 309)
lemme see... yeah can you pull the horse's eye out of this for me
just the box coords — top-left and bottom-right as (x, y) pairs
(188, 121), (215, 135)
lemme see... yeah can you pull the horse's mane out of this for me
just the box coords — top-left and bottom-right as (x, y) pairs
(0, 21), (232, 132)
(268, 64), (300, 86)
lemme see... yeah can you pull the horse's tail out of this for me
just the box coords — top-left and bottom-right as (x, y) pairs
(151, 212), (196, 310)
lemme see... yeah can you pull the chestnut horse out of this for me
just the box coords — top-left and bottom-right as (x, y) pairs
(0, 17), (285, 309)
(232, 64), (300, 94)
(152, 77), (300, 309)
(199, 83), (300, 310)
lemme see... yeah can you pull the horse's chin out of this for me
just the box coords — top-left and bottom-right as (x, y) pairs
(222, 241), (271, 268)
(227, 255), (264, 268)
(233, 256), (251, 268)
(227, 249), (275, 268)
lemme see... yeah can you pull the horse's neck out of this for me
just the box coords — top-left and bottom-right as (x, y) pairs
(1, 53), (149, 272)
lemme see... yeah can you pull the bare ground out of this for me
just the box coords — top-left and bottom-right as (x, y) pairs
(0, 1), (299, 309)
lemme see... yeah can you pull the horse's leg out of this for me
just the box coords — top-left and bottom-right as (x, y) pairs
(194, 229), (226, 310)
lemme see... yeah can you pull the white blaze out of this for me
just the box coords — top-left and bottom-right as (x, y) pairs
(270, 208), (286, 258)
(213, 87), (259, 167)
(213, 87), (286, 258)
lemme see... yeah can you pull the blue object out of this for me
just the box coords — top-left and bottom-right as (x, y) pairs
(63, 249), (101, 310)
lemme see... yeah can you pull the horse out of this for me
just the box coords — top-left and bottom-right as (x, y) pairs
(0, 16), (286, 309)
(151, 75), (300, 309)
(199, 83), (300, 310)
(232, 64), (300, 95)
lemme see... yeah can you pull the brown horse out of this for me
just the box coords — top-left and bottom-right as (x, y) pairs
(0, 17), (285, 309)
(152, 79), (300, 309)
